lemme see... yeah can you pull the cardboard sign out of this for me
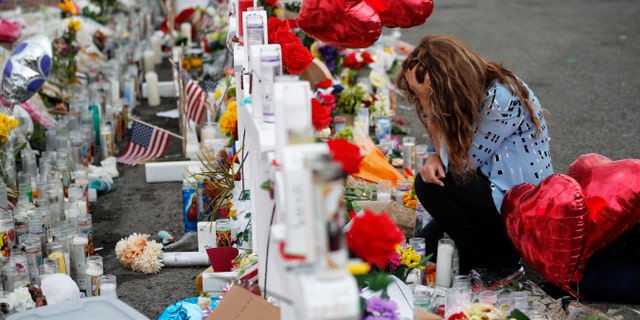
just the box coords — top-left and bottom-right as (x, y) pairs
(206, 285), (279, 320)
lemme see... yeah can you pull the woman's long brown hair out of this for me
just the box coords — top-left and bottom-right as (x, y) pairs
(396, 34), (543, 180)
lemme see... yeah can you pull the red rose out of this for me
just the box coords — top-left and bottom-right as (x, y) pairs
(318, 93), (336, 109)
(264, 0), (277, 6)
(312, 98), (332, 131)
(316, 79), (333, 89)
(327, 138), (363, 175)
(360, 51), (374, 65)
(345, 208), (405, 268)
(276, 32), (313, 74)
(267, 18), (313, 74)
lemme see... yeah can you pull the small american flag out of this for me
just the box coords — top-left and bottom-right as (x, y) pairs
(185, 79), (206, 124)
(117, 121), (171, 165)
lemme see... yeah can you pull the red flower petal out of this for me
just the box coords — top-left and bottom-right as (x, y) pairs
(345, 208), (405, 268)
(327, 138), (364, 175)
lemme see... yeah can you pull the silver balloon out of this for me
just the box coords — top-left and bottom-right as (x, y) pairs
(1, 35), (53, 105)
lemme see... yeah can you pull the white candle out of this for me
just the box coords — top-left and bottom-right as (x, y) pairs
(100, 283), (117, 297)
(110, 78), (120, 107)
(435, 238), (454, 287)
(143, 49), (155, 73)
(145, 71), (161, 107)
(180, 22), (192, 45)
(150, 36), (163, 64)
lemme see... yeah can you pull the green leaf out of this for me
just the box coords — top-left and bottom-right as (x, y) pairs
(260, 180), (270, 190)
(508, 308), (531, 320)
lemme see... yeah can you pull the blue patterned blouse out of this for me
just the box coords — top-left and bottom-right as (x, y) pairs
(430, 78), (554, 212)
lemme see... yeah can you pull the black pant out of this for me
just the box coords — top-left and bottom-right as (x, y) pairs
(414, 170), (520, 274)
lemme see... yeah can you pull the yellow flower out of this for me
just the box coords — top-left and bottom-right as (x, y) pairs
(0, 114), (19, 143)
(219, 101), (238, 138)
(347, 260), (370, 275)
(214, 88), (222, 100)
(68, 19), (81, 32)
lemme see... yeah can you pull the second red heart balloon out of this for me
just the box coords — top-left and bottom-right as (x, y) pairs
(298, 0), (382, 48)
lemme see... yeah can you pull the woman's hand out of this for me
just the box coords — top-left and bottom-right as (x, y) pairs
(419, 154), (445, 187)
(405, 66), (432, 102)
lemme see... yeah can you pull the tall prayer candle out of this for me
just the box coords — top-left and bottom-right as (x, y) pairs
(143, 49), (155, 73)
(180, 22), (192, 45)
(435, 237), (455, 287)
(145, 71), (160, 107)
(150, 35), (163, 64)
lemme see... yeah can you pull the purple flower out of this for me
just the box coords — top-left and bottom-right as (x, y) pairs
(364, 297), (398, 320)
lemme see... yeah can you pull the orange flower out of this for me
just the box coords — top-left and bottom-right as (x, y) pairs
(59, 0), (80, 15)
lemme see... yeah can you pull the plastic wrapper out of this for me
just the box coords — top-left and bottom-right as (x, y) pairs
(157, 297), (219, 320)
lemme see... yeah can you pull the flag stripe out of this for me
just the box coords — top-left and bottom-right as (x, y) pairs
(117, 122), (171, 165)
(186, 80), (206, 124)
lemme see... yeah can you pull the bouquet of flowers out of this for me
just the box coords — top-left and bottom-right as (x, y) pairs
(51, 19), (81, 90)
(0, 112), (20, 193)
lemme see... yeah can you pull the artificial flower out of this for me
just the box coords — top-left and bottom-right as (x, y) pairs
(345, 208), (404, 268)
(115, 233), (164, 274)
(311, 98), (332, 131)
(327, 137), (363, 175)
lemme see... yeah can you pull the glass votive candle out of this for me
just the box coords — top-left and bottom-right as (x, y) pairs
(409, 237), (426, 258)
(376, 180), (392, 201)
(477, 290), (498, 306)
(334, 116), (347, 134)
(402, 136), (416, 174)
(497, 289), (514, 313)
(99, 274), (117, 297)
(444, 285), (471, 320)
(513, 291), (529, 315)
(395, 179), (411, 204)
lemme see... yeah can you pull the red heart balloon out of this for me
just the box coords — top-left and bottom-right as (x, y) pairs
(502, 174), (588, 295)
(298, 0), (382, 48)
(567, 154), (640, 262)
(379, 0), (434, 28)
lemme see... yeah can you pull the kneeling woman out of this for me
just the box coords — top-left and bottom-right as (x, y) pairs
(396, 34), (553, 276)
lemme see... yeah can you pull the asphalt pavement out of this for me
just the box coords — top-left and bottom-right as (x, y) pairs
(91, 0), (640, 318)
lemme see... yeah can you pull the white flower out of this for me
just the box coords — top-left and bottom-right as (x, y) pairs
(8, 287), (35, 312)
(115, 233), (164, 274)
